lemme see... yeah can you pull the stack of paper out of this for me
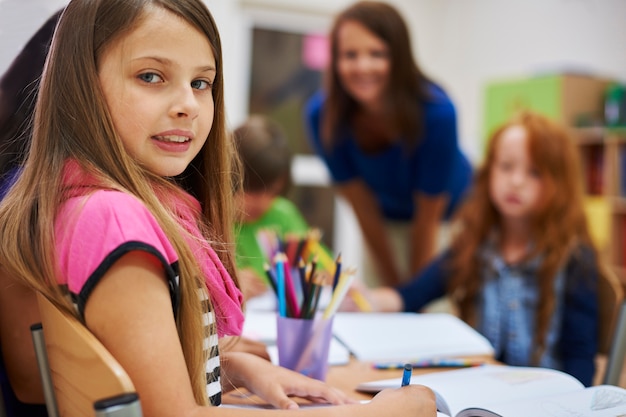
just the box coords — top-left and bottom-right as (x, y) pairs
(332, 312), (494, 362)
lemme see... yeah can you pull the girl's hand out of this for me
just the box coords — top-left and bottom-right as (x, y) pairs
(338, 278), (372, 312)
(221, 352), (354, 409)
(339, 279), (404, 312)
(368, 384), (437, 415)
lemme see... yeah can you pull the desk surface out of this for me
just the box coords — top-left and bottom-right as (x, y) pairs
(223, 355), (496, 404)
(326, 358), (401, 400)
(327, 356), (497, 400)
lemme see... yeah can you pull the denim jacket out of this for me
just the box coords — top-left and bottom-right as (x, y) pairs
(477, 245), (565, 370)
(397, 243), (599, 386)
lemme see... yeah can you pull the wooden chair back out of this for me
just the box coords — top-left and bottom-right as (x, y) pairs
(35, 293), (138, 417)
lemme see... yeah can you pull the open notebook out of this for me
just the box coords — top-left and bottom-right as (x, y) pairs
(357, 365), (626, 417)
(332, 312), (494, 362)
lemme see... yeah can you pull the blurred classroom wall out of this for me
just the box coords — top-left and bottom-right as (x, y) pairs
(210, 0), (626, 268)
(216, 0), (626, 163)
(2, 0), (625, 268)
(2, 0), (624, 161)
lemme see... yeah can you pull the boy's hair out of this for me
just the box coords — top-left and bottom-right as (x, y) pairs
(233, 115), (292, 194)
(0, 0), (236, 405)
(322, 0), (431, 149)
(448, 111), (597, 360)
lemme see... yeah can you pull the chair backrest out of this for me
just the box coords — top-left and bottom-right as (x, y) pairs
(597, 264), (624, 355)
(35, 293), (141, 417)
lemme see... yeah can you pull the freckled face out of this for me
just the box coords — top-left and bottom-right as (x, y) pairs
(98, 8), (216, 177)
(489, 126), (544, 224)
(335, 20), (391, 108)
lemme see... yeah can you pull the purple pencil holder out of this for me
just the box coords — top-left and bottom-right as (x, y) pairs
(276, 314), (334, 381)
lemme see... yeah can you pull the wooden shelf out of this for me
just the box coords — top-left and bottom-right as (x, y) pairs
(573, 127), (605, 145)
(612, 197), (626, 213)
(576, 127), (626, 273)
(574, 127), (626, 142)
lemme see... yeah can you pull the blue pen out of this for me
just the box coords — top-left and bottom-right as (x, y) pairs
(401, 363), (412, 387)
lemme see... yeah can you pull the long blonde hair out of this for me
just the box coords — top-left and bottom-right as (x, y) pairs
(0, 0), (238, 404)
(447, 112), (597, 360)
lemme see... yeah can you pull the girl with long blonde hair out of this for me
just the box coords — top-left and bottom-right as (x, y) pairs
(0, 0), (435, 416)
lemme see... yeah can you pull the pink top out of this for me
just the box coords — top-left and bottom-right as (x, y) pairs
(54, 160), (244, 337)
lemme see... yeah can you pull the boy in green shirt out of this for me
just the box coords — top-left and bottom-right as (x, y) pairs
(234, 115), (331, 300)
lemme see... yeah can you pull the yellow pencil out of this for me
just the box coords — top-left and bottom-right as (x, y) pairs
(305, 229), (335, 272)
(323, 267), (356, 319)
(350, 289), (373, 312)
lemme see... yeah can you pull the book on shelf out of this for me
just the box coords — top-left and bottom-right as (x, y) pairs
(620, 145), (626, 196)
(583, 143), (604, 195)
(357, 364), (626, 417)
(623, 216), (626, 268)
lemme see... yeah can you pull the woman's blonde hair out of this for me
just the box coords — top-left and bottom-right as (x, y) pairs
(447, 111), (597, 361)
(0, 0), (239, 404)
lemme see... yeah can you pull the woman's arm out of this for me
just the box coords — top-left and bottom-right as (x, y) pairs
(396, 253), (450, 313)
(409, 90), (462, 276)
(85, 251), (436, 416)
(409, 193), (448, 275)
(341, 252), (450, 313)
(337, 180), (402, 286)
(0, 269), (44, 403)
